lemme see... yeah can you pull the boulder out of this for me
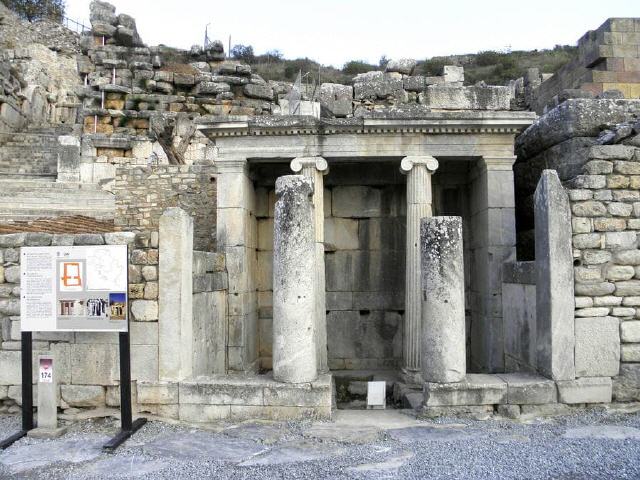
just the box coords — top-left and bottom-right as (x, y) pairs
(318, 83), (353, 117)
(385, 58), (416, 75)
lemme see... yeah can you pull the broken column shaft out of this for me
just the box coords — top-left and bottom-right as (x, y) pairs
(420, 216), (466, 383)
(272, 175), (318, 383)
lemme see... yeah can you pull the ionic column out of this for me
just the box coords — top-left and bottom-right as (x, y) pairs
(273, 175), (318, 383)
(421, 216), (466, 383)
(400, 155), (439, 383)
(291, 157), (329, 373)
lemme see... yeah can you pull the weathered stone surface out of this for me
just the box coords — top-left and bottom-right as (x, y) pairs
(331, 186), (384, 218)
(496, 373), (557, 405)
(385, 58), (417, 75)
(613, 363), (640, 401)
(621, 321), (640, 342)
(387, 426), (471, 443)
(353, 71), (405, 101)
(0, 350), (20, 385)
(423, 374), (507, 406)
(535, 170), (574, 380)
(0, 436), (106, 474)
(60, 385), (105, 407)
(70, 344), (119, 385)
(272, 175), (317, 383)
(143, 432), (266, 462)
(318, 83), (353, 117)
(556, 377), (613, 403)
(420, 216), (465, 383)
(137, 382), (178, 404)
(420, 86), (511, 110)
(243, 84), (274, 101)
(621, 344), (640, 362)
(159, 207), (193, 382)
(130, 300), (158, 321)
(516, 100), (640, 160)
(575, 316), (620, 377)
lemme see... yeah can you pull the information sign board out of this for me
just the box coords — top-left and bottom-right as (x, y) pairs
(20, 245), (128, 332)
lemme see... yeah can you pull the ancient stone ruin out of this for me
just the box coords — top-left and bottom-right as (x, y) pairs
(0, 1), (640, 422)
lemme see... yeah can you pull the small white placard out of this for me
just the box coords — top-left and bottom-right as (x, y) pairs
(367, 381), (386, 409)
(39, 358), (53, 383)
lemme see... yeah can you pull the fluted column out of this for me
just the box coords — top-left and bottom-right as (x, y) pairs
(291, 156), (329, 373)
(400, 155), (439, 384)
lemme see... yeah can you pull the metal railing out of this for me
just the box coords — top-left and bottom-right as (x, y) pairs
(61, 16), (89, 34)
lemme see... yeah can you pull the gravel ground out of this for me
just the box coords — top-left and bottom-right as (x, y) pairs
(1, 407), (640, 479)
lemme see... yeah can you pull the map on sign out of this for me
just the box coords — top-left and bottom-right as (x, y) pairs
(21, 245), (128, 332)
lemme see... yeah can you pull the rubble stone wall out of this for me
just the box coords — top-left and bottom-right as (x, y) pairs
(0, 231), (159, 414)
(113, 165), (217, 251)
(515, 99), (640, 259)
(566, 144), (640, 401)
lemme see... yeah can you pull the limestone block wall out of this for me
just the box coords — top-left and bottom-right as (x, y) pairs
(192, 250), (227, 376)
(567, 144), (640, 401)
(502, 261), (537, 372)
(526, 18), (640, 114)
(0, 231), (159, 414)
(255, 184), (406, 371)
(113, 164), (217, 251)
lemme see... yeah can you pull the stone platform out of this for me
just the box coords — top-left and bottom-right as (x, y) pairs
(138, 374), (333, 423)
(423, 373), (613, 411)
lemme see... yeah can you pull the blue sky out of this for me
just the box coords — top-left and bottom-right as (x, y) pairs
(65, 0), (639, 67)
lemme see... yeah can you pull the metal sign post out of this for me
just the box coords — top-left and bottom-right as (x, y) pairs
(103, 331), (147, 451)
(0, 332), (33, 450)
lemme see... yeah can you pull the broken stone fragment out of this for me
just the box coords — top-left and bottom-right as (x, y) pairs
(244, 84), (274, 101)
(385, 58), (417, 75)
(318, 83), (353, 117)
(90, 0), (117, 25)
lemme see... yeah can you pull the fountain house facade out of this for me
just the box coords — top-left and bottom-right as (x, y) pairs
(1, 1), (640, 420)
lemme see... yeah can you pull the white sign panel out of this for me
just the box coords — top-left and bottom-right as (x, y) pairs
(20, 245), (128, 332)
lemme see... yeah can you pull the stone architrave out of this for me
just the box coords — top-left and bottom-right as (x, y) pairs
(159, 207), (194, 382)
(535, 169), (575, 380)
(290, 156), (329, 374)
(400, 155), (439, 383)
(272, 175), (318, 383)
(420, 216), (466, 383)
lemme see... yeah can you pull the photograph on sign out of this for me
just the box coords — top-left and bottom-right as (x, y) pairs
(20, 245), (128, 332)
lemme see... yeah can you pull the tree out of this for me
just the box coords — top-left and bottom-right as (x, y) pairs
(379, 55), (389, 69)
(2, 0), (65, 22)
(342, 60), (377, 76)
(230, 44), (255, 63)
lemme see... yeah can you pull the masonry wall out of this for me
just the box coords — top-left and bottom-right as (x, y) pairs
(567, 144), (640, 401)
(501, 261), (537, 372)
(0, 231), (159, 414)
(528, 18), (640, 114)
(114, 164), (217, 251)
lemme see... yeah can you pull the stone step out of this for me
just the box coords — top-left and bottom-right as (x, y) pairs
(0, 180), (115, 222)
(423, 373), (558, 407)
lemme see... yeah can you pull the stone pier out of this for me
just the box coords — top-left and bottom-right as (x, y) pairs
(290, 156), (329, 373)
(400, 155), (439, 382)
(420, 216), (466, 383)
(272, 175), (318, 383)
